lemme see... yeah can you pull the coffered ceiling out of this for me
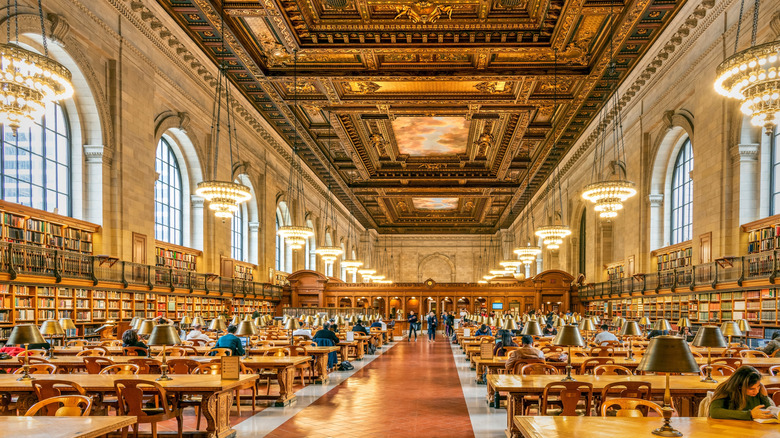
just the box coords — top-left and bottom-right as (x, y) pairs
(157, 0), (686, 234)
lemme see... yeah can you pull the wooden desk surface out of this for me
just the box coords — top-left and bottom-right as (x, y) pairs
(0, 374), (257, 392)
(475, 356), (780, 369)
(0, 416), (137, 438)
(0, 354), (313, 368)
(512, 416), (780, 438)
(488, 374), (780, 393)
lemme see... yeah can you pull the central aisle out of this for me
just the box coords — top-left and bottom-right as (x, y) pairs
(264, 336), (475, 437)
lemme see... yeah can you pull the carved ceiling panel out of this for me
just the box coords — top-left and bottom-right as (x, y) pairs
(158, 0), (687, 233)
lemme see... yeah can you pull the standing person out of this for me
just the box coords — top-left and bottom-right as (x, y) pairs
(427, 311), (438, 343)
(445, 312), (455, 339)
(407, 310), (419, 342)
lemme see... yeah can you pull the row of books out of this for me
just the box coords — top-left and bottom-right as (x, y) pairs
(656, 247), (693, 271)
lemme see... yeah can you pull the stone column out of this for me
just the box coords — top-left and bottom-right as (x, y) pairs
(248, 222), (260, 265)
(732, 143), (760, 225)
(648, 194), (664, 251)
(83, 145), (112, 225)
(190, 196), (205, 251)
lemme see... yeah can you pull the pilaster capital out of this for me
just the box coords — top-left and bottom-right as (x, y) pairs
(248, 221), (260, 232)
(731, 143), (759, 162)
(191, 195), (205, 208)
(83, 144), (112, 165)
(648, 193), (664, 207)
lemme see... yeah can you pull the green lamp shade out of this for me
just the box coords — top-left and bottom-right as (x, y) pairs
(637, 336), (699, 374)
(7, 325), (46, 345)
(235, 320), (258, 336)
(553, 325), (585, 347)
(40, 320), (65, 336)
(620, 321), (642, 337)
(148, 325), (181, 346)
(692, 326), (728, 348)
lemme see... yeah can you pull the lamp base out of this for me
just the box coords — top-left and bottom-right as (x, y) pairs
(651, 425), (683, 437)
(701, 375), (718, 383)
(156, 374), (173, 381)
(16, 374), (32, 381)
(561, 375), (577, 381)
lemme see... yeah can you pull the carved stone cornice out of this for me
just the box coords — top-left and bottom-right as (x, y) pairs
(648, 194), (664, 208)
(731, 143), (759, 162)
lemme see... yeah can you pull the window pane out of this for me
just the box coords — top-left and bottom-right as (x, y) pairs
(154, 137), (183, 245)
(670, 139), (693, 245)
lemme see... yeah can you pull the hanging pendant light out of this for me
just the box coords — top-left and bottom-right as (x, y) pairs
(714, 0), (779, 131)
(341, 215), (363, 276)
(499, 229), (523, 272)
(535, 170), (571, 250)
(196, 4), (251, 218)
(276, 50), (313, 248)
(314, 112), (343, 265)
(514, 205), (541, 265)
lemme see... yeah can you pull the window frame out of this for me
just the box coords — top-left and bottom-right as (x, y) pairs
(670, 138), (693, 245)
(231, 204), (245, 261)
(154, 137), (184, 246)
(771, 127), (780, 215)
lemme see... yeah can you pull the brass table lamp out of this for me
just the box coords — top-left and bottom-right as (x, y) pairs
(612, 317), (625, 330)
(553, 325), (585, 381)
(579, 318), (595, 340)
(235, 320), (258, 358)
(719, 321), (742, 345)
(304, 315), (314, 327)
(129, 317), (140, 329)
(313, 315), (322, 328)
(637, 336), (700, 437)
(8, 325), (46, 380)
(148, 325), (181, 381)
(521, 320), (542, 336)
(653, 319), (672, 333)
(40, 319), (65, 359)
(180, 315), (192, 329)
(502, 318), (518, 331)
(692, 326), (728, 383)
(137, 320), (156, 358)
(230, 315), (240, 326)
(737, 319), (751, 347)
(284, 317), (300, 346)
(192, 316), (205, 327)
(619, 320), (642, 361)
(59, 318), (77, 337)
(209, 318), (227, 333)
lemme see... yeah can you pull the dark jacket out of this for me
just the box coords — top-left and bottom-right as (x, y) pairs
(122, 340), (148, 351)
(370, 321), (382, 329)
(213, 333), (245, 356)
(313, 329), (340, 344)
(352, 324), (369, 335)
(427, 315), (438, 330)
(408, 314), (419, 327)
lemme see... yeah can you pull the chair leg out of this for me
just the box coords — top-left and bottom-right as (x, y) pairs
(177, 413), (183, 438)
(196, 406), (201, 430)
(235, 389), (241, 414)
(121, 426), (128, 438)
(151, 422), (157, 438)
(251, 386), (257, 411)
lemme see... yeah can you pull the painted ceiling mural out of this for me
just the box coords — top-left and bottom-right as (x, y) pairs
(156, 0), (689, 233)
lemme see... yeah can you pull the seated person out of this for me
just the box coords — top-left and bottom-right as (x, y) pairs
(593, 324), (619, 345)
(370, 320), (383, 329)
(475, 324), (492, 336)
(352, 320), (369, 335)
(314, 322), (340, 344)
(543, 323), (557, 336)
(153, 314), (173, 325)
(759, 331), (780, 356)
(710, 366), (774, 420)
(292, 327), (313, 340)
(186, 324), (211, 343)
(646, 329), (668, 340)
(493, 330), (518, 357)
(505, 335), (544, 372)
(212, 324), (245, 356)
(678, 326), (694, 342)
(122, 329), (148, 354)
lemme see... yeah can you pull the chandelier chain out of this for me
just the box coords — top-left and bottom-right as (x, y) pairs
(36, 0), (47, 56)
(750, 0), (760, 47)
(734, 0), (744, 54)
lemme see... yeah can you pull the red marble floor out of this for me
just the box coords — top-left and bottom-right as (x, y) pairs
(265, 336), (475, 438)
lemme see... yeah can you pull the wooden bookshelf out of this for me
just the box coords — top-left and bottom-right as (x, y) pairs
(0, 200), (99, 254)
(742, 214), (780, 254)
(652, 241), (693, 272)
(155, 241), (201, 272)
(605, 262), (625, 281)
(220, 257), (255, 281)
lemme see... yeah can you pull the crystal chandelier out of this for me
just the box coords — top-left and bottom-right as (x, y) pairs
(536, 168), (571, 250)
(196, 7), (251, 218)
(276, 50), (313, 248)
(342, 260), (363, 274)
(314, 113), (344, 265)
(315, 246), (342, 263)
(514, 206), (542, 265)
(582, 180), (636, 219)
(714, 0), (779, 131)
(0, 1), (74, 134)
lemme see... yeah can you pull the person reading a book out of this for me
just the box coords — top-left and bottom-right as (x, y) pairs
(710, 366), (774, 421)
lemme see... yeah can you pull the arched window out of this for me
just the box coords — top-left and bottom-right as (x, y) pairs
(155, 137), (183, 245)
(232, 204), (244, 261)
(670, 138), (693, 244)
(1, 102), (71, 215)
(771, 127), (780, 214)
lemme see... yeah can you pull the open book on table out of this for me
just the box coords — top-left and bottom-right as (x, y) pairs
(754, 406), (780, 423)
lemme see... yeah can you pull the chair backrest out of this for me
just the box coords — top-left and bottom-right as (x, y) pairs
(701, 363), (736, 377)
(207, 348), (232, 357)
(600, 397), (664, 417)
(765, 383), (780, 406)
(159, 347), (186, 357)
(114, 379), (175, 419)
(600, 340), (621, 347)
(66, 340), (88, 347)
(193, 363), (221, 375)
(594, 364), (633, 375)
(168, 358), (201, 374)
(101, 340), (123, 347)
(27, 357), (52, 365)
(541, 346), (564, 354)
(100, 364), (140, 375)
(297, 341), (317, 348)
(579, 358), (616, 374)
(289, 346), (308, 356)
(689, 351), (703, 358)
(76, 349), (106, 357)
(520, 363), (559, 376)
(571, 350), (589, 357)
(601, 381), (652, 401)
(82, 357), (114, 374)
(589, 347), (614, 357)
(740, 350), (768, 358)
(180, 346), (200, 356)
(190, 339), (208, 347)
(127, 358), (161, 374)
(712, 357), (742, 368)
(31, 379), (87, 415)
(769, 365), (780, 376)
(18, 349), (47, 357)
(24, 395), (92, 417)
(122, 346), (148, 356)
(15, 363), (57, 374)
(510, 358), (545, 375)
(773, 350), (780, 358)
(541, 381), (593, 416)
(721, 348), (745, 358)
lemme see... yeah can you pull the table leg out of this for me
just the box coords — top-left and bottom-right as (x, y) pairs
(506, 393), (520, 438)
(313, 354), (330, 384)
(356, 340), (365, 360)
(200, 390), (235, 438)
(274, 365), (297, 406)
(476, 363), (484, 384)
(486, 380), (495, 405)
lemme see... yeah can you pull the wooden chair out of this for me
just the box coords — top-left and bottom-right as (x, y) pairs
(769, 365), (780, 376)
(83, 356), (114, 374)
(66, 340), (88, 347)
(540, 381), (593, 416)
(158, 347), (186, 358)
(167, 359), (200, 374)
(589, 347), (614, 357)
(594, 365), (633, 375)
(206, 348), (232, 357)
(83, 346), (109, 355)
(101, 340), (123, 347)
(289, 346), (313, 385)
(765, 383), (780, 406)
(712, 357), (742, 368)
(189, 339), (208, 347)
(100, 364), (141, 375)
(541, 346), (564, 354)
(26, 357), (53, 366)
(122, 346), (148, 356)
(509, 358), (545, 375)
(600, 381), (652, 402)
(17, 349), (47, 357)
(740, 350), (768, 358)
(115, 379), (183, 438)
(579, 358), (615, 375)
(689, 351), (703, 358)
(238, 363), (258, 413)
(721, 348), (745, 358)
(193, 363), (221, 375)
(700, 363), (736, 377)
(601, 398), (665, 417)
(14, 363), (56, 375)
(24, 395), (93, 416)
(571, 351), (589, 358)
(297, 341), (317, 348)
(31, 380), (87, 416)
(179, 346), (199, 356)
(128, 358), (162, 374)
(264, 347), (291, 357)
(77, 349), (106, 357)
(772, 350), (780, 358)
(520, 363), (559, 376)
(599, 340), (622, 348)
